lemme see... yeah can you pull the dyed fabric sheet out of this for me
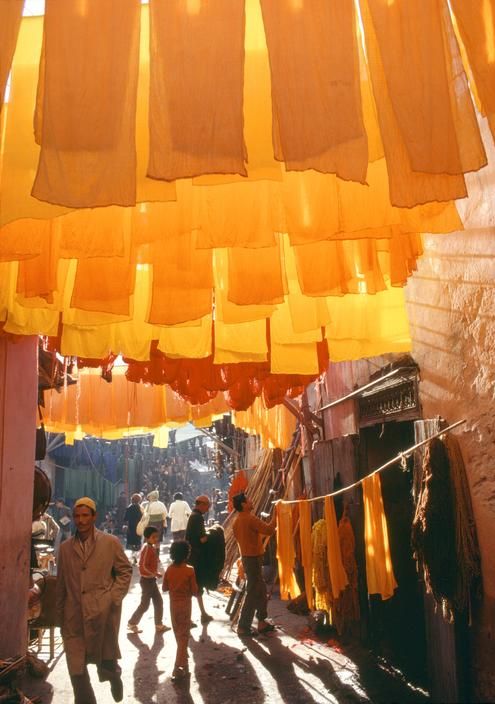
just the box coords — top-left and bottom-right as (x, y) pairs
(148, 0), (246, 180)
(32, 0), (141, 208)
(324, 496), (349, 599)
(362, 473), (398, 600)
(0, 0), (23, 112)
(299, 500), (314, 610)
(2, 0), (495, 388)
(276, 501), (301, 601)
(260, 0), (368, 181)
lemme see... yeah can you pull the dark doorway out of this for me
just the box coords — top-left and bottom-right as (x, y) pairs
(358, 420), (428, 689)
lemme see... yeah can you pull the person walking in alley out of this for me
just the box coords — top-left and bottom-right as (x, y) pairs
(162, 540), (199, 682)
(127, 526), (171, 634)
(232, 492), (277, 637)
(56, 497), (132, 704)
(185, 495), (213, 624)
(124, 493), (143, 563)
(168, 491), (191, 541)
(146, 489), (168, 542)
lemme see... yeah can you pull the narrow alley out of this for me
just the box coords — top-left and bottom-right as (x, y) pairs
(23, 542), (429, 704)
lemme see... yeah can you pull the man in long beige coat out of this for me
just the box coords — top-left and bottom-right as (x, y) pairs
(56, 497), (132, 704)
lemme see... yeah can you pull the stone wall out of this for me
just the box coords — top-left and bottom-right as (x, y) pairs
(405, 228), (495, 701)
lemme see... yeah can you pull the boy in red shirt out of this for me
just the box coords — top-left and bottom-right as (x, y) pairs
(163, 541), (198, 682)
(128, 526), (170, 633)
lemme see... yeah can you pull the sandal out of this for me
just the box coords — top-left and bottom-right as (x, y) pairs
(258, 623), (275, 634)
(237, 628), (257, 638)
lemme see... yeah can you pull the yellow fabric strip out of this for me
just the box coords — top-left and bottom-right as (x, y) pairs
(362, 473), (398, 600)
(276, 501), (301, 601)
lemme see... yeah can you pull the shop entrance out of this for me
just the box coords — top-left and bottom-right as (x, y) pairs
(358, 420), (428, 689)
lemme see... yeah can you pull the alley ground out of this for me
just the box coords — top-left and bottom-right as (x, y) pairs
(23, 542), (431, 704)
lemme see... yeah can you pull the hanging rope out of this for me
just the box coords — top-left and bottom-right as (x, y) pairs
(275, 418), (466, 505)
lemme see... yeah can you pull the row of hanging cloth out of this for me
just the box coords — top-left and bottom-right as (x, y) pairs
(275, 473), (397, 634)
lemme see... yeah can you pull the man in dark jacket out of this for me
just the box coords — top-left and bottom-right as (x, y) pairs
(185, 495), (213, 624)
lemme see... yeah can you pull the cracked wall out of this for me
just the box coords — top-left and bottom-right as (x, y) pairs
(406, 228), (495, 701)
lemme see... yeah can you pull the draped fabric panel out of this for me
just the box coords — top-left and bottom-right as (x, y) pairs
(0, 0), (23, 112)
(276, 501), (301, 600)
(260, 0), (368, 181)
(298, 500), (314, 610)
(2, 1), (495, 405)
(148, 0), (246, 180)
(324, 496), (349, 599)
(362, 473), (398, 600)
(32, 0), (141, 208)
(233, 396), (297, 449)
(360, 0), (486, 207)
(450, 0), (495, 144)
(43, 366), (297, 446)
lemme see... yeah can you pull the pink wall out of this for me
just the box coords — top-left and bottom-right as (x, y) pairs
(0, 336), (37, 659)
(406, 228), (495, 699)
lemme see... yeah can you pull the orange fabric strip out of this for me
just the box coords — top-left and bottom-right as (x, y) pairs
(260, 0), (368, 181)
(298, 500), (314, 610)
(32, 0), (141, 208)
(324, 496), (349, 599)
(148, 0), (246, 180)
(361, 0), (485, 207)
(0, 0), (23, 112)
(451, 0), (495, 142)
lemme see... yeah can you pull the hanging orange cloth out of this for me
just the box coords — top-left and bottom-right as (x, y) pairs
(147, 0), (246, 180)
(0, 0), (23, 112)
(360, 0), (486, 207)
(228, 470), (249, 512)
(362, 473), (398, 600)
(32, 0), (141, 208)
(324, 496), (349, 599)
(333, 507), (360, 636)
(450, 0), (495, 144)
(298, 500), (314, 610)
(260, 0), (367, 181)
(276, 501), (301, 601)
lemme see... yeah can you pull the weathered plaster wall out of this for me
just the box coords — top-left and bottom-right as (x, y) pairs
(0, 336), (37, 659)
(405, 229), (495, 700)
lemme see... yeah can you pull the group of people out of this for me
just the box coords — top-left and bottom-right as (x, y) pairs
(56, 491), (277, 703)
(123, 490), (193, 554)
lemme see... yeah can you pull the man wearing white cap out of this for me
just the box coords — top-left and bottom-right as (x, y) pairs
(56, 497), (132, 704)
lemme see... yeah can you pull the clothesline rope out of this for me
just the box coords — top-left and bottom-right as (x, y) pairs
(275, 418), (466, 505)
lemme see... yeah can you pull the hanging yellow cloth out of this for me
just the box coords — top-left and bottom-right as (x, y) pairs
(298, 500), (314, 610)
(362, 473), (398, 600)
(276, 501), (301, 601)
(311, 519), (332, 615)
(324, 496), (349, 599)
(233, 398), (296, 450)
